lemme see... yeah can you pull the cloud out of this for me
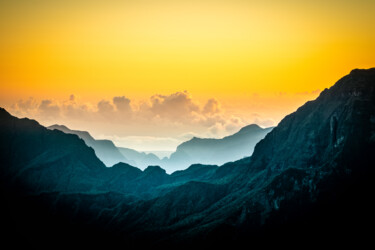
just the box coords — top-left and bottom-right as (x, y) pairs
(7, 92), (275, 142)
(6, 91), (285, 151)
(148, 91), (199, 119)
(208, 115), (247, 137)
(97, 100), (115, 115)
(203, 98), (221, 114)
(38, 100), (60, 118)
(113, 96), (132, 113)
(11, 98), (38, 116)
(64, 103), (91, 120)
(208, 122), (225, 136)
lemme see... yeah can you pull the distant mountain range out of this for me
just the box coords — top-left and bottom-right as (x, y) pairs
(1, 68), (374, 248)
(48, 124), (129, 166)
(164, 124), (273, 171)
(49, 123), (272, 173)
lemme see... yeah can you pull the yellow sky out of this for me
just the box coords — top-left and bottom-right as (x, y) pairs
(0, 0), (374, 149)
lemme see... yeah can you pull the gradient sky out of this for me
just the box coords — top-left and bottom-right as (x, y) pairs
(1, 0), (374, 152)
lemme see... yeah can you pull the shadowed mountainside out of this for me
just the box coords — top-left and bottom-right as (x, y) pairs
(48, 124), (129, 167)
(48, 124), (165, 170)
(1, 68), (375, 248)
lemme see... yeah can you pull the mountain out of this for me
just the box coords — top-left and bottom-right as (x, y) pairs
(0, 109), (230, 248)
(117, 147), (163, 170)
(1, 68), (374, 248)
(144, 150), (173, 159)
(163, 124), (273, 172)
(48, 124), (129, 166)
(49, 123), (272, 173)
(110, 68), (375, 245)
(48, 124), (165, 170)
(0, 112), (107, 194)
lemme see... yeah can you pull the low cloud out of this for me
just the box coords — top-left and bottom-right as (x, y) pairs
(7, 91), (276, 147)
(113, 96), (132, 113)
(97, 100), (115, 115)
(11, 98), (38, 116)
(206, 115), (247, 137)
(148, 91), (199, 120)
(38, 100), (60, 119)
(203, 98), (221, 114)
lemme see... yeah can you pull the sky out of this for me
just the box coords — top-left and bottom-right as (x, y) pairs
(1, 0), (374, 152)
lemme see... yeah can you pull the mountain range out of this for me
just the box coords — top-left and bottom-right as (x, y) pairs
(164, 124), (273, 171)
(48, 124), (129, 166)
(1, 68), (374, 248)
(49, 123), (272, 173)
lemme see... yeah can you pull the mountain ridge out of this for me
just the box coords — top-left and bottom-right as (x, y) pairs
(48, 124), (129, 167)
(49, 122), (272, 173)
(1, 68), (374, 248)
(164, 124), (273, 171)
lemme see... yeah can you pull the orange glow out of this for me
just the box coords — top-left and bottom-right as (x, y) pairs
(0, 1), (374, 146)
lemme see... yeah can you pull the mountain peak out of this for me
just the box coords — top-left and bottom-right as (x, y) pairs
(47, 124), (128, 166)
(321, 68), (375, 100)
(349, 67), (375, 75)
(110, 162), (143, 176)
(237, 124), (262, 134)
(249, 67), (375, 177)
(0, 107), (11, 118)
(190, 136), (201, 141)
(49, 124), (69, 131)
(144, 165), (167, 175)
(0, 107), (8, 113)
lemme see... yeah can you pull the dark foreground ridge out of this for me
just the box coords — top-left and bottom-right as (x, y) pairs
(0, 68), (374, 248)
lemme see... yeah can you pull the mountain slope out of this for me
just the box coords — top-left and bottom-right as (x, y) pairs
(117, 147), (162, 170)
(48, 124), (129, 166)
(101, 68), (375, 245)
(49, 123), (272, 173)
(0, 108), (239, 247)
(163, 124), (273, 172)
(161, 68), (375, 243)
(0, 68), (374, 247)
(0, 111), (107, 193)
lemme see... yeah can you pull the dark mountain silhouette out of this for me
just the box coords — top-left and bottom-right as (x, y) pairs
(48, 124), (129, 166)
(163, 124), (273, 172)
(1, 68), (374, 248)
